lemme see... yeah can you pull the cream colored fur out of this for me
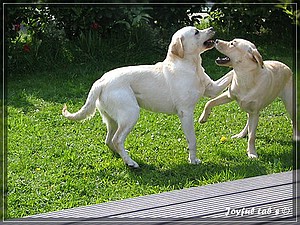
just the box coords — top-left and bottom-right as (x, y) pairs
(199, 38), (299, 158)
(62, 27), (233, 168)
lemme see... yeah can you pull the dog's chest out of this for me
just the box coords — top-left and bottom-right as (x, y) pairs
(228, 72), (280, 113)
(228, 77), (259, 112)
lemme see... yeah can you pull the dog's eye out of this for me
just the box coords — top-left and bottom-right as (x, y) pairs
(230, 42), (235, 46)
(195, 30), (199, 35)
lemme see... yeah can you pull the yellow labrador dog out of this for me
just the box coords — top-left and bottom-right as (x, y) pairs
(62, 27), (233, 168)
(199, 38), (298, 158)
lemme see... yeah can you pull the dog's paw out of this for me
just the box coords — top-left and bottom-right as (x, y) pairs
(248, 153), (258, 159)
(127, 160), (140, 169)
(189, 158), (201, 165)
(231, 133), (247, 139)
(198, 113), (207, 123)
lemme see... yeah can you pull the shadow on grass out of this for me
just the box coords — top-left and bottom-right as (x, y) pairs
(125, 158), (269, 190)
(6, 90), (36, 114)
(6, 65), (102, 111)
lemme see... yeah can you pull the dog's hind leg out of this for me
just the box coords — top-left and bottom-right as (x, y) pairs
(279, 77), (300, 140)
(99, 89), (140, 168)
(112, 106), (140, 168)
(232, 114), (249, 139)
(247, 113), (259, 158)
(101, 111), (118, 153)
(97, 99), (118, 153)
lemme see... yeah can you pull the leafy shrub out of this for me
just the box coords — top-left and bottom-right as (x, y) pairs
(208, 4), (295, 45)
(6, 6), (73, 74)
(5, 5), (159, 74)
(5, 4), (296, 75)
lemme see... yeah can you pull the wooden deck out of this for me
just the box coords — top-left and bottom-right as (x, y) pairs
(7, 170), (298, 224)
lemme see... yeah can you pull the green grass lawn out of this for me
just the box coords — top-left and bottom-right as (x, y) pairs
(6, 50), (295, 219)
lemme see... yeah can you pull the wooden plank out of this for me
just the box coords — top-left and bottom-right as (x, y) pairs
(9, 170), (297, 224)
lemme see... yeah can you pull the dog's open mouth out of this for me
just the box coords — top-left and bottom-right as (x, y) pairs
(215, 56), (231, 64)
(204, 39), (215, 48)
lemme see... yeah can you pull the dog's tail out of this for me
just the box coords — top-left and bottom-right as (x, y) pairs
(62, 80), (102, 121)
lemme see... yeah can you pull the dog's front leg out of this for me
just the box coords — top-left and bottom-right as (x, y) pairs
(178, 110), (200, 164)
(203, 71), (234, 98)
(199, 91), (233, 123)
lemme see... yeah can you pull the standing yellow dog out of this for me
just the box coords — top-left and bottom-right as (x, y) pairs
(62, 27), (233, 168)
(199, 38), (298, 158)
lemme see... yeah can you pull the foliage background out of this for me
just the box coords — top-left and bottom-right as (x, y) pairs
(5, 1), (298, 75)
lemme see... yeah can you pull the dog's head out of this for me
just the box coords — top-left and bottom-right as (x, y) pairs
(169, 26), (215, 59)
(215, 38), (264, 69)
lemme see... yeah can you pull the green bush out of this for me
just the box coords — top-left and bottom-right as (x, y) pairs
(6, 6), (73, 73)
(5, 4), (296, 75)
(5, 5), (161, 74)
(208, 4), (295, 45)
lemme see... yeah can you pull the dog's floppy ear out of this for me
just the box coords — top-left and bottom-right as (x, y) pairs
(171, 36), (184, 58)
(248, 47), (264, 68)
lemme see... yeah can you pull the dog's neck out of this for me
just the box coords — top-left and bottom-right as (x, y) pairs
(166, 53), (202, 70)
(185, 53), (202, 67)
(233, 60), (262, 74)
(232, 66), (262, 89)
(195, 54), (205, 74)
(234, 64), (262, 76)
